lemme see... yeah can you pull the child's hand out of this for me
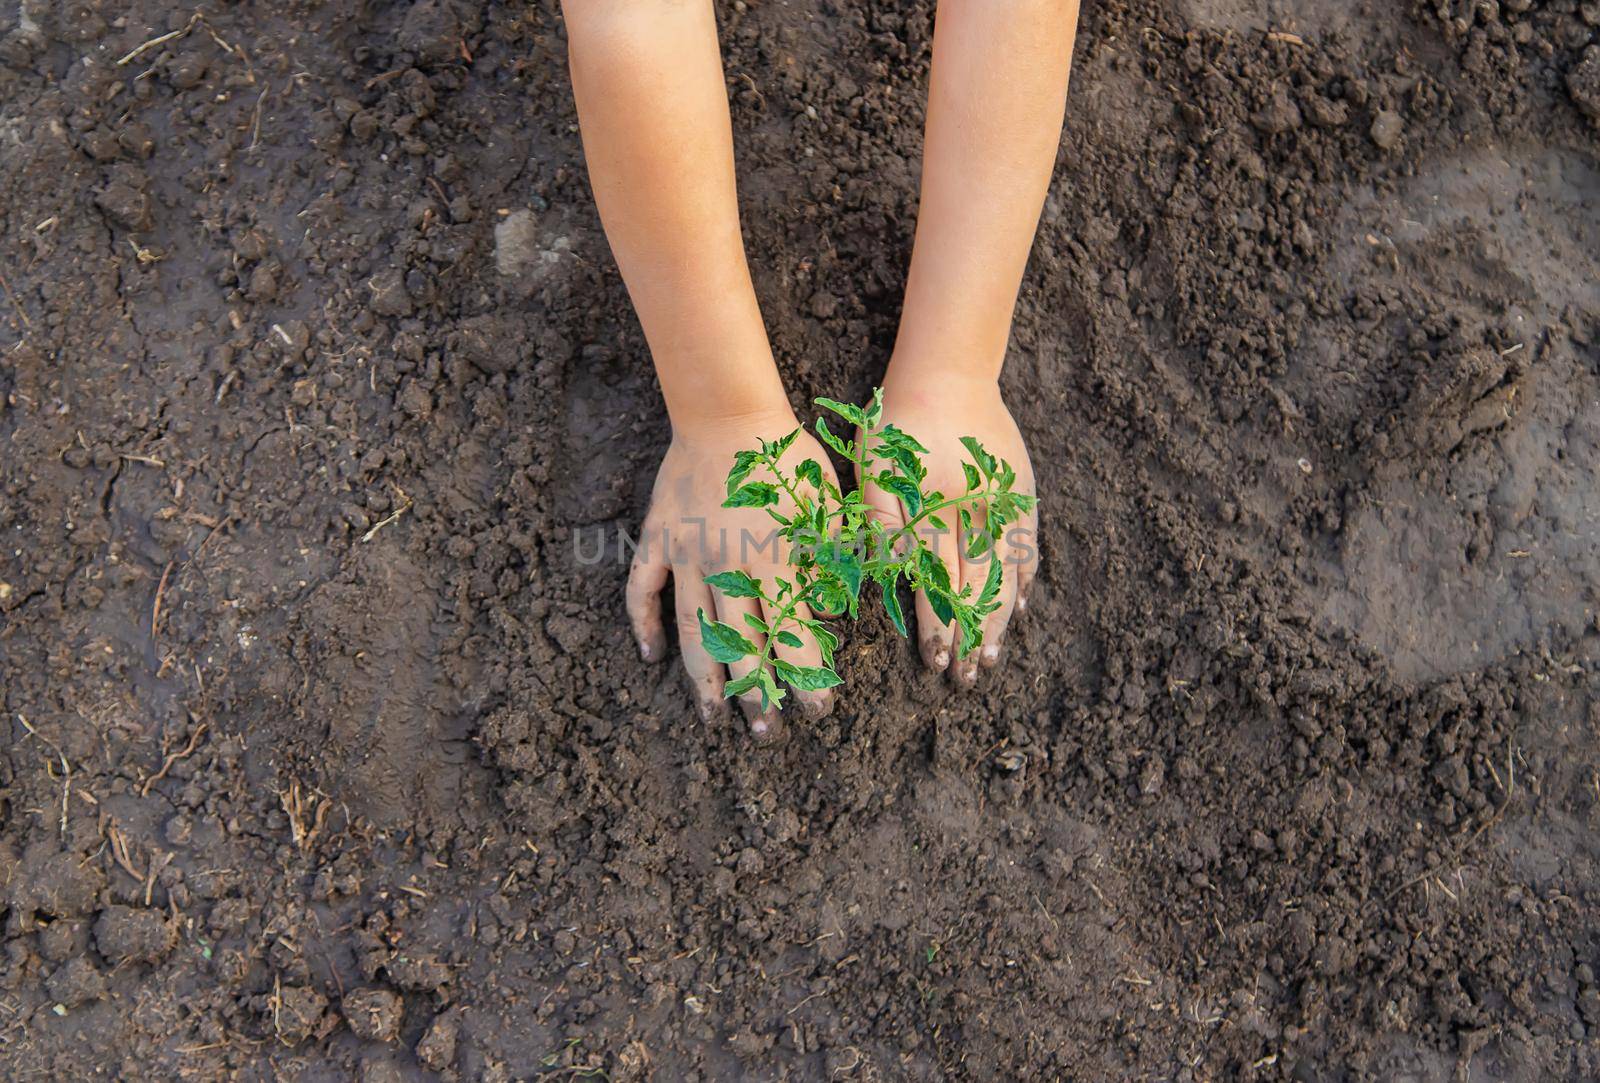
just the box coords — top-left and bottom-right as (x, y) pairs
(864, 376), (1038, 685)
(628, 411), (841, 737)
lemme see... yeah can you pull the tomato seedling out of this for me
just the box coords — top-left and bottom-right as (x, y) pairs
(696, 389), (1035, 711)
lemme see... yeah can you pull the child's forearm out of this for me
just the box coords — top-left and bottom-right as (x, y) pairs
(889, 0), (1080, 386)
(564, 1), (792, 432)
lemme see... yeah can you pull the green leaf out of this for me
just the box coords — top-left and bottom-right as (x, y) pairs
(959, 436), (996, 477)
(725, 482), (780, 508)
(874, 425), (928, 456)
(876, 473), (922, 518)
(774, 629), (804, 649)
(810, 622), (838, 665)
(743, 612), (768, 633)
(726, 450), (763, 497)
(953, 609), (983, 657)
(815, 396), (867, 428)
(881, 577), (907, 637)
(756, 666), (784, 711)
(818, 545), (863, 607)
(978, 552), (1003, 606)
(918, 549), (955, 625)
(724, 670), (762, 698)
(705, 569), (764, 599)
(697, 608), (757, 663)
(863, 387), (884, 429)
(961, 462), (982, 492)
(814, 416), (853, 459)
(927, 515), (947, 531)
(774, 659), (843, 691)
(797, 458), (825, 491)
(769, 428), (801, 459)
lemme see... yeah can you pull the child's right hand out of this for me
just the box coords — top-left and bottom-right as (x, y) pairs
(627, 410), (841, 738)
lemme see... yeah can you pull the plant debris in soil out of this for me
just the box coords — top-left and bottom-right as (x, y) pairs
(2, 1), (1599, 1080)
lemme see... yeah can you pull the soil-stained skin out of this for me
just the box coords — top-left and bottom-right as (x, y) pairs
(2, 1), (1599, 1079)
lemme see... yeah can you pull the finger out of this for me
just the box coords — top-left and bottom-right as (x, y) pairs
(953, 507), (993, 687)
(713, 589), (779, 739)
(626, 536), (670, 663)
(912, 512), (957, 675)
(673, 568), (728, 723)
(978, 552), (1019, 671)
(767, 596), (833, 720)
(1013, 499), (1041, 614)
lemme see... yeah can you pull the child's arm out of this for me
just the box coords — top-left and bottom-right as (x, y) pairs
(564, 2), (836, 734)
(873, 0), (1080, 683)
(564, 1), (788, 426)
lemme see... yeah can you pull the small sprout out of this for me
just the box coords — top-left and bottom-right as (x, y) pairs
(702, 388), (1035, 712)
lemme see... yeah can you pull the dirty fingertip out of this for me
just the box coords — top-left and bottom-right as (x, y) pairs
(921, 637), (950, 672)
(980, 641), (1003, 669)
(955, 658), (979, 687)
(749, 710), (783, 744)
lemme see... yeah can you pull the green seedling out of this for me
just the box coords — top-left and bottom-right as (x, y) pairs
(696, 388), (1035, 712)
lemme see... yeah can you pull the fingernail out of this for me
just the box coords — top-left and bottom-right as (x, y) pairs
(639, 641), (653, 662)
(934, 648), (950, 670)
(956, 660), (978, 686)
(1016, 591), (1028, 613)
(981, 643), (1000, 667)
(750, 715), (770, 737)
(800, 694), (831, 721)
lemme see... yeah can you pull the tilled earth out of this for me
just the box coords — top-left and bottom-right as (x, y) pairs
(3, 1), (1600, 1079)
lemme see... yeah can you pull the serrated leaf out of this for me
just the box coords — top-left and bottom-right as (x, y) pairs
(979, 552), (1003, 606)
(810, 622), (838, 665)
(704, 569), (764, 599)
(874, 424), (928, 456)
(797, 458), (824, 491)
(882, 578), (907, 637)
(864, 387), (884, 429)
(697, 608), (757, 663)
(954, 609), (983, 657)
(814, 415), (853, 459)
(876, 473), (922, 518)
(959, 436), (996, 477)
(815, 396), (867, 428)
(726, 449), (762, 497)
(725, 482), (780, 508)
(818, 545), (863, 607)
(724, 670), (762, 698)
(961, 461), (981, 492)
(774, 659), (843, 691)
(756, 666), (784, 711)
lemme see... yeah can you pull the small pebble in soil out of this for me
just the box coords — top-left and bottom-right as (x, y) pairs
(1369, 109), (1405, 150)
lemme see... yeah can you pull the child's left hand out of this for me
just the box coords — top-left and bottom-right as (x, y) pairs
(862, 374), (1039, 685)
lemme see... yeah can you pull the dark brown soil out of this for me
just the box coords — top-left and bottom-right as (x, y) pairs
(3, 1), (1599, 1079)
